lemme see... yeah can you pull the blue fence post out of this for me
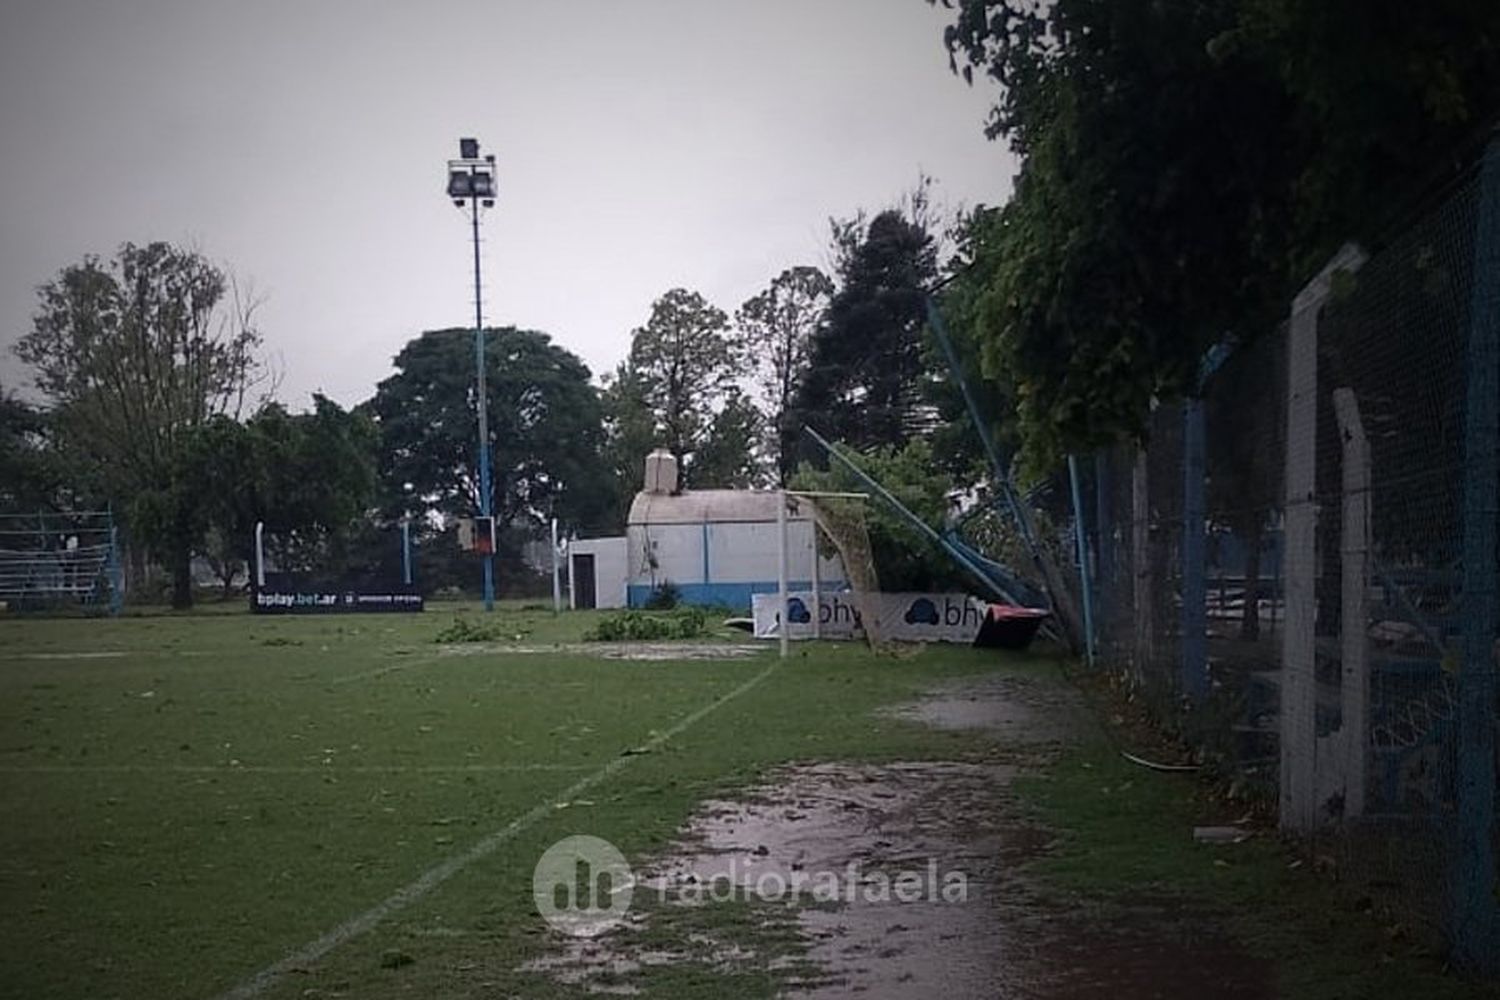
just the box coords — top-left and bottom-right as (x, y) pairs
(401, 520), (413, 587)
(1095, 451), (1113, 644)
(1454, 133), (1500, 973)
(1182, 399), (1208, 702)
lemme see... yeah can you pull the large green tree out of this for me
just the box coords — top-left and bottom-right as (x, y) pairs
(620, 288), (739, 486)
(735, 265), (833, 483)
(0, 390), (61, 514)
(369, 327), (609, 544)
(15, 242), (263, 607)
(935, 0), (1500, 467)
(690, 388), (765, 489)
(937, 0), (1297, 468)
(187, 396), (376, 597)
(792, 210), (939, 460)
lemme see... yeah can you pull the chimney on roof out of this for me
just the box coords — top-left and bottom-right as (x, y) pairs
(644, 448), (679, 495)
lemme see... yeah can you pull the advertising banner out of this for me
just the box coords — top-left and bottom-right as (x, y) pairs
(751, 591), (992, 644)
(249, 587), (420, 611)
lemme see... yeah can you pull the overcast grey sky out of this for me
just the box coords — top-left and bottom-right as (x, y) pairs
(0, 0), (1016, 411)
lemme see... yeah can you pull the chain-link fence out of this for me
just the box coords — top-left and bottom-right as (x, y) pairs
(1069, 137), (1500, 971)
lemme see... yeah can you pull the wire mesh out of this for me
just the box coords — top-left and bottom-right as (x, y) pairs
(1077, 150), (1497, 964)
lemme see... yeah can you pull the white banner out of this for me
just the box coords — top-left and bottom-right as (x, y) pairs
(751, 591), (992, 644)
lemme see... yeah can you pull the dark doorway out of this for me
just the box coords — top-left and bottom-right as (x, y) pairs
(572, 553), (596, 609)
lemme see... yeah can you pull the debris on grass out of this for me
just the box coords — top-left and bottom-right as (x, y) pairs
(378, 949), (415, 969)
(1193, 826), (1251, 844)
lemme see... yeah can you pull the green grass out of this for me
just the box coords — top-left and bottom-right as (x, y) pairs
(2, 605), (1491, 999)
(0, 606), (1013, 999)
(1016, 728), (1495, 999)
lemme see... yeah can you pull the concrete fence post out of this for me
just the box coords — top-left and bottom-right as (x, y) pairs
(1332, 387), (1370, 820)
(1281, 242), (1366, 832)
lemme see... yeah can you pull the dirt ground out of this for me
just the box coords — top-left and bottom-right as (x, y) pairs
(528, 671), (1272, 998)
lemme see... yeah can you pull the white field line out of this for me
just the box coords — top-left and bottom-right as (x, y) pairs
(0, 763), (592, 775)
(0, 651), (129, 660)
(211, 657), (780, 1000)
(327, 653), (443, 685)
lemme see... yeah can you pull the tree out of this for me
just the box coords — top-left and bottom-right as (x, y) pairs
(934, 0), (1500, 469)
(0, 390), (61, 513)
(178, 396), (377, 598)
(1231, 0), (1500, 276)
(792, 209), (939, 459)
(791, 438), (968, 592)
(621, 288), (738, 486)
(691, 388), (765, 489)
(369, 327), (609, 547)
(14, 242), (263, 607)
(599, 362), (659, 528)
(735, 266), (833, 483)
(934, 0), (1298, 470)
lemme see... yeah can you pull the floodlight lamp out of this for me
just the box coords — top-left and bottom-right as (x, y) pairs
(470, 172), (494, 198)
(459, 137), (479, 159)
(447, 170), (471, 199)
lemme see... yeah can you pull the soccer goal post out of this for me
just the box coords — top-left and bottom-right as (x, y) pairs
(777, 490), (881, 655)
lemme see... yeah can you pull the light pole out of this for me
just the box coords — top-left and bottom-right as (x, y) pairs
(447, 137), (497, 611)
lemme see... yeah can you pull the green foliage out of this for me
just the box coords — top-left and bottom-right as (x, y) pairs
(432, 615), (508, 643)
(643, 580), (681, 610)
(584, 607), (709, 641)
(370, 327), (610, 538)
(181, 396), (377, 594)
(792, 209), (939, 462)
(689, 389), (764, 489)
(935, 0), (1500, 469)
(0, 389), (61, 513)
(938, 0), (1296, 470)
(14, 242), (264, 607)
(735, 265), (834, 483)
(791, 438), (969, 592)
(618, 288), (742, 488)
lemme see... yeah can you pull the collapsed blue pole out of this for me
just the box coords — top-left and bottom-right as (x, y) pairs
(803, 426), (1022, 605)
(923, 297), (1084, 653)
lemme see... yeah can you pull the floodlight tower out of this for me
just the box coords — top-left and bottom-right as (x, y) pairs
(447, 137), (498, 611)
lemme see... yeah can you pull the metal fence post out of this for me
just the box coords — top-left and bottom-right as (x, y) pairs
(1095, 451), (1113, 647)
(1454, 135), (1500, 972)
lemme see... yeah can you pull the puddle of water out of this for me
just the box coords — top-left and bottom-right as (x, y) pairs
(883, 674), (1081, 744)
(525, 673), (1271, 999)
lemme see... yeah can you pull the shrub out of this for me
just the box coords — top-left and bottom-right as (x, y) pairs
(643, 581), (681, 610)
(433, 616), (505, 643)
(584, 607), (709, 642)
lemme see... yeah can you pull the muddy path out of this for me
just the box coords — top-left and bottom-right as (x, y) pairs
(528, 669), (1271, 998)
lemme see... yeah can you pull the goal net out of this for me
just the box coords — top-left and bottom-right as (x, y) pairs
(795, 493), (884, 650)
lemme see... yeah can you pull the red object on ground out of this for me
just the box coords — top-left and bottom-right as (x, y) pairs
(973, 604), (1049, 650)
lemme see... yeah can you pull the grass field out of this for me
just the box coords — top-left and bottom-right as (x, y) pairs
(1, 603), (1490, 1000)
(0, 604), (1011, 999)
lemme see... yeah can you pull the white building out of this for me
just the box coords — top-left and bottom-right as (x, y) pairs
(623, 450), (846, 610)
(568, 536), (628, 609)
(565, 450), (848, 612)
